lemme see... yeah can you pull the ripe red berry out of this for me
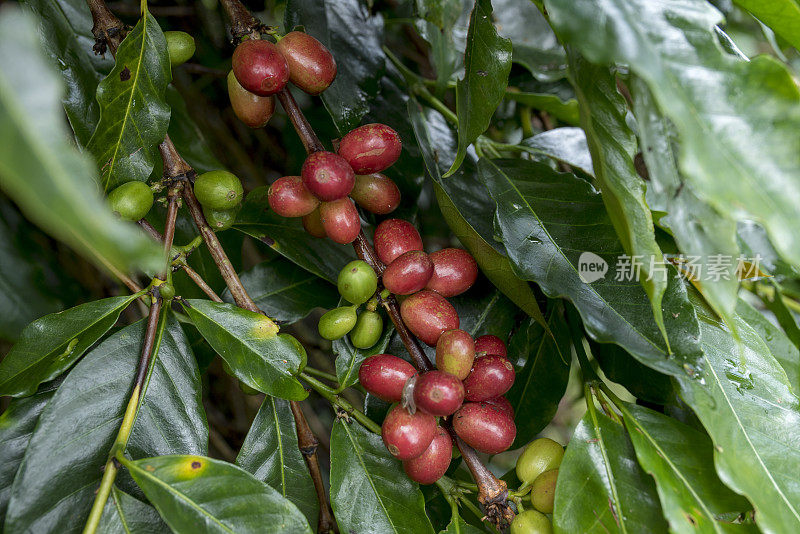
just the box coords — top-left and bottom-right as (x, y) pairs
(359, 354), (417, 403)
(382, 250), (434, 295)
(227, 71), (275, 128)
(373, 219), (423, 265)
(319, 198), (360, 244)
(453, 402), (516, 455)
(338, 123), (402, 174)
(413, 371), (465, 416)
(400, 290), (459, 346)
(464, 355), (515, 402)
(382, 404), (437, 460)
(302, 207), (326, 238)
(268, 176), (319, 217)
(484, 396), (515, 420)
(426, 248), (479, 297)
(403, 426), (452, 485)
(301, 151), (355, 201)
(436, 329), (475, 380)
(276, 31), (337, 95)
(474, 334), (507, 358)
(350, 173), (401, 215)
(232, 39), (289, 96)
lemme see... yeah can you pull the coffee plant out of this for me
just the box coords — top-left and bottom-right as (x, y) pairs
(1, 0), (800, 532)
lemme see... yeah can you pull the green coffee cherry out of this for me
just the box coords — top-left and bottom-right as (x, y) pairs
(510, 510), (552, 534)
(165, 31), (196, 67)
(318, 306), (358, 340)
(530, 469), (558, 514)
(194, 170), (243, 210)
(337, 260), (378, 305)
(350, 310), (383, 349)
(203, 206), (237, 231)
(158, 282), (175, 300)
(516, 438), (564, 484)
(107, 181), (154, 221)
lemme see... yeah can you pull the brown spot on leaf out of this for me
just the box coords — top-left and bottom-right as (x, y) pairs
(191, 461), (202, 469)
(120, 66), (131, 81)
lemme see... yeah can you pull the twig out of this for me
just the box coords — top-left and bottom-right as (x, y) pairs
(276, 89), (326, 154)
(300, 372), (382, 435)
(218, 0), (263, 42)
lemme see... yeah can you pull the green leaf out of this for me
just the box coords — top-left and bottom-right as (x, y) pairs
(227, 256), (338, 324)
(330, 419), (435, 534)
(86, 10), (171, 191)
(444, 0), (512, 177)
(504, 90), (579, 125)
(590, 341), (674, 405)
(414, 0), (463, 92)
(452, 283), (520, 342)
(545, 0), (800, 269)
(518, 127), (593, 177)
(0, 295), (138, 397)
(0, 8), (162, 275)
(4, 317), (208, 534)
(122, 454), (312, 534)
(620, 403), (755, 534)
(182, 299), (307, 400)
(335, 322), (395, 390)
(732, 0), (800, 51)
(165, 87), (222, 174)
(439, 513), (484, 534)
(236, 397), (318, 525)
(284, 0), (385, 133)
(553, 409), (668, 533)
(98, 486), (168, 534)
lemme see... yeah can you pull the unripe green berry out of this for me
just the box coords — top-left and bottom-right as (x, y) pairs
(530, 469), (558, 514)
(349, 310), (383, 349)
(337, 260), (378, 305)
(516, 438), (564, 484)
(318, 306), (358, 340)
(510, 510), (552, 534)
(194, 170), (243, 210)
(158, 282), (175, 300)
(165, 31), (195, 67)
(107, 181), (154, 221)
(203, 206), (237, 231)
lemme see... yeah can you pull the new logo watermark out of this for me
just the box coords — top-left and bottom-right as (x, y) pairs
(578, 252), (608, 283)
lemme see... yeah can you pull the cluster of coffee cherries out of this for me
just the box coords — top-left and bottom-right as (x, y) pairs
(510, 438), (564, 534)
(193, 170), (244, 230)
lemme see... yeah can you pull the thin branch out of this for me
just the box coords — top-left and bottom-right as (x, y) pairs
(218, 0), (264, 42)
(276, 89), (326, 154)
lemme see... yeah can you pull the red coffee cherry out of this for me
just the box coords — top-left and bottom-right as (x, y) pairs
(227, 71), (275, 128)
(436, 329), (475, 380)
(301, 151), (355, 201)
(268, 176), (318, 217)
(302, 207), (326, 238)
(350, 173), (401, 215)
(413, 371), (465, 416)
(464, 355), (515, 402)
(426, 248), (479, 297)
(484, 396), (515, 420)
(373, 219), (423, 265)
(382, 404), (437, 460)
(232, 39), (289, 96)
(338, 123), (402, 174)
(453, 402), (516, 455)
(319, 198), (360, 244)
(276, 31), (337, 95)
(403, 426), (452, 485)
(382, 250), (434, 295)
(474, 334), (507, 358)
(359, 354), (416, 403)
(400, 290), (459, 346)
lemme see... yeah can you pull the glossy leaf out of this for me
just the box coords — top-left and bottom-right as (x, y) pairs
(330, 419), (435, 534)
(86, 10), (171, 190)
(505, 90), (579, 125)
(123, 454), (311, 534)
(518, 127), (593, 176)
(182, 299), (307, 400)
(451, 282), (520, 342)
(98, 486), (168, 534)
(335, 322), (395, 390)
(165, 87), (222, 174)
(0, 9), (162, 275)
(444, 0), (512, 177)
(236, 396), (318, 525)
(732, 0), (800, 51)
(590, 341), (673, 405)
(414, 0), (463, 91)
(0, 295), (138, 397)
(4, 318), (207, 534)
(439, 514), (484, 534)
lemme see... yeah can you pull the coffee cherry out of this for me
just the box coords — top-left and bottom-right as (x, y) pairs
(435, 329), (475, 380)
(227, 70), (275, 128)
(204, 207), (237, 231)
(426, 248), (478, 297)
(510, 510), (552, 534)
(531, 469), (558, 514)
(464, 355), (515, 402)
(338, 260), (378, 305)
(276, 31), (337, 95)
(194, 170), (243, 210)
(413, 371), (465, 416)
(268, 176), (319, 217)
(474, 334), (507, 358)
(320, 198), (360, 244)
(358, 354), (416, 402)
(382, 404), (437, 460)
(107, 181), (153, 221)
(164, 31), (195, 67)
(453, 401), (516, 454)
(483, 396), (514, 420)
(158, 282), (175, 300)
(350, 310), (383, 349)
(232, 39), (289, 96)
(301, 151), (355, 201)
(350, 173), (401, 215)
(373, 219), (424, 265)
(400, 290), (459, 346)
(382, 251), (434, 295)
(338, 123), (402, 174)
(318, 306), (357, 340)
(302, 207), (327, 238)
(516, 438), (564, 484)
(403, 426), (452, 485)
